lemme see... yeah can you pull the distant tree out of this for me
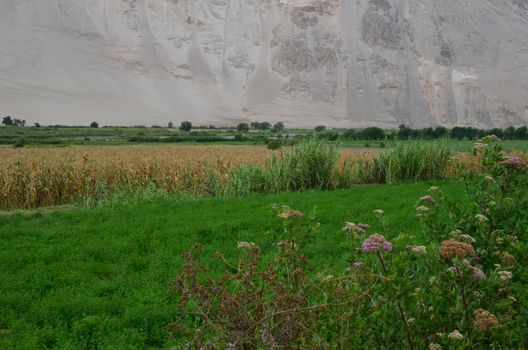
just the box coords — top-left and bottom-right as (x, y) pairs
(343, 128), (356, 139)
(209, 125), (216, 129)
(267, 139), (282, 150)
(11, 119), (26, 127)
(2, 116), (13, 126)
(90, 121), (99, 128)
(450, 126), (466, 140)
(324, 131), (339, 141)
(35, 123), (41, 128)
(251, 122), (271, 130)
(272, 122), (285, 132)
(422, 127), (435, 139)
(464, 127), (479, 140)
(489, 128), (504, 139)
(168, 122), (174, 129)
(504, 127), (516, 140)
(180, 121), (192, 132)
(315, 125), (326, 132)
(398, 124), (412, 140)
(360, 127), (385, 140)
(237, 122), (250, 132)
(260, 122), (272, 130)
(514, 126), (527, 140)
(433, 126), (449, 139)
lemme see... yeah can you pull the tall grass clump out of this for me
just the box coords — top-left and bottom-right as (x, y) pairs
(225, 139), (340, 196)
(375, 141), (452, 183)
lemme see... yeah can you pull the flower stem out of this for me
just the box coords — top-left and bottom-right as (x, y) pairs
(376, 252), (415, 350)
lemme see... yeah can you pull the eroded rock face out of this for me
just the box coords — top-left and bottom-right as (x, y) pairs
(0, 0), (527, 127)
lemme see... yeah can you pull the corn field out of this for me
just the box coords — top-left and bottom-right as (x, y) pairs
(0, 144), (380, 209)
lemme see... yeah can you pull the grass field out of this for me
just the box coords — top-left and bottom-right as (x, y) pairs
(2, 126), (528, 152)
(0, 180), (465, 349)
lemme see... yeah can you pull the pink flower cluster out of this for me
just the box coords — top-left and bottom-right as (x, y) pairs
(342, 222), (369, 234)
(362, 234), (393, 253)
(501, 156), (527, 170)
(420, 195), (435, 204)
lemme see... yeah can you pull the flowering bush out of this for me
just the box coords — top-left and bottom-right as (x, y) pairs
(170, 137), (527, 349)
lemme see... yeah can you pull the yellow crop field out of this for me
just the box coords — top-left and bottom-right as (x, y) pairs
(0, 144), (380, 209)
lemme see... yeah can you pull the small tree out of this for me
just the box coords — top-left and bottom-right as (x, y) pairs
(272, 122), (285, 132)
(35, 123), (41, 128)
(450, 126), (465, 140)
(180, 121), (192, 132)
(503, 127), (515, 140)
(514, 126), (527, 140)
(90, 121), (99, 128)
(2, 116), (13, 126)
(168, 122), (174, 129)
(315, 125), (326, 132)
(359, 127), (385, 140)
(343, 129), (356, 139)
(433, 126), (448, 139)
(237, 122), (250, 132)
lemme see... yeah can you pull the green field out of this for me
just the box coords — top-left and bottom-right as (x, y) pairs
(0, 180), (464, 349)
(1, 126), (528, 152)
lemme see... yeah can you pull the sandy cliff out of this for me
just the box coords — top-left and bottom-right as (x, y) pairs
(0, 0), (527, 127)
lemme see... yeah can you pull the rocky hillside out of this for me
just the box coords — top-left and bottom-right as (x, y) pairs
(1, 0), (527, 127)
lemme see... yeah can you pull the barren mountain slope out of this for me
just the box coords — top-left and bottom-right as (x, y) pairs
(0, 0), (527, 127)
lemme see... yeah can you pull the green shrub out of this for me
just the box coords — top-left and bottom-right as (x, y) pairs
(266, 139), (282, 150)
(13, 139), (27, 148)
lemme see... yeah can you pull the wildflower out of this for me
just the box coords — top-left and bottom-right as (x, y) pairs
(372, 209), (384, 215)
(440, 239), (476, 259)
(353, 262), (364, 270)
(475, 214), (488, 222)
(342, 222), (368, 234)
(276, 240), (294, 250)
(498, 271), (512, 281)
(416, 205), (429, 212)
(473, 142), (486, 151)
(446, 266), (460, 274)
(460, 234), (476, 243)
(473, 309), (499, 331)
(483, 175), (495, 184)
(278, 209), (304, 219)
(323, 275), (334, 282)
(237, 241), (259, 252)
(406, 245), (427, 254)
(500, 252), (516, 265)
(473, 268), (486, 280)
(428, 343), (442, 350)
(500, 156), (527, 169)
(429, 186), (439, 192)
(420, 195), (435, 204)
(449, 229), (463, 237)
(448, 330), (464, 340)
(361, 234), (393, 253)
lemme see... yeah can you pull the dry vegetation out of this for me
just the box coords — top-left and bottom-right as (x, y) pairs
(0, 145), (380, 209)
